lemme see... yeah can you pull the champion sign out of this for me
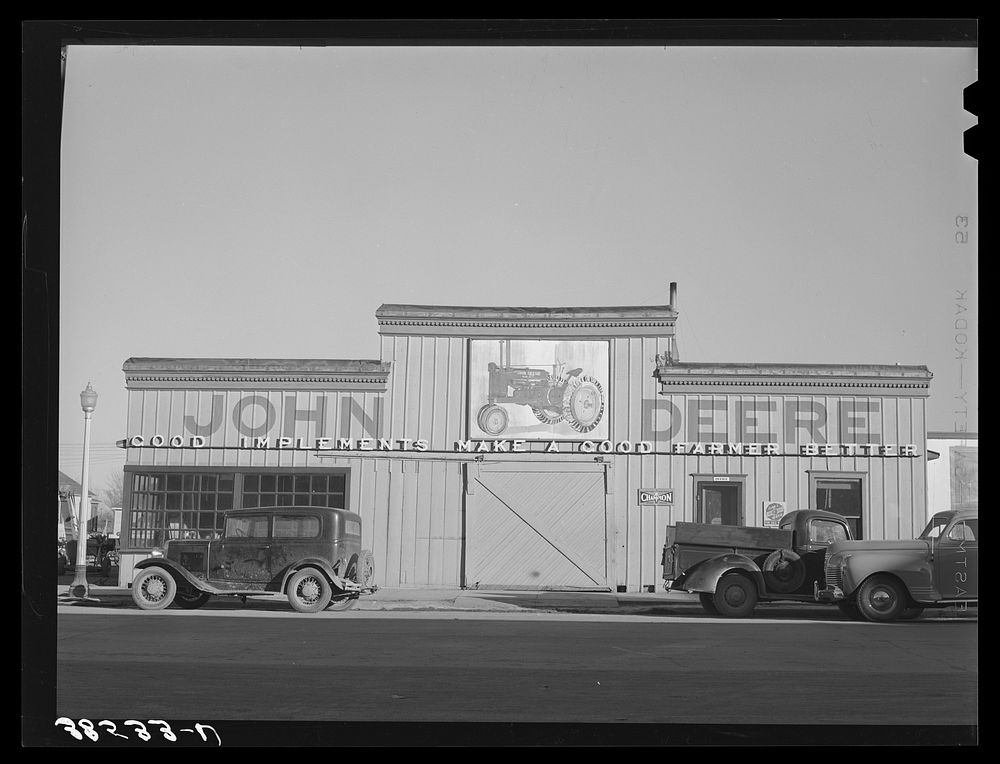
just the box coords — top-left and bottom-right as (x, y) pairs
(638, 489), (674, 506)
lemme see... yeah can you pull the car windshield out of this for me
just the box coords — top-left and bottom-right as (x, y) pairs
(918, 516), (950, 539)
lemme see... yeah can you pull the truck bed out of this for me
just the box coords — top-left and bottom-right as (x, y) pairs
(671, 522), (792, 551)
(663, 523), (794, 581)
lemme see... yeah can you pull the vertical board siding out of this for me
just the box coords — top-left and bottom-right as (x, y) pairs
(123, 338), (928, 592)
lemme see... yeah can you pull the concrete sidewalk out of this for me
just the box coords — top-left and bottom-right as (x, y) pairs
(57, 582), (702, 613)
(55, 583), (977, 619)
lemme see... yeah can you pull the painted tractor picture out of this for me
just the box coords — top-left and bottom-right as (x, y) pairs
(475, 340), (606, 436)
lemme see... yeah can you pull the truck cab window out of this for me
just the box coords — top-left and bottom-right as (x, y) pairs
(809, 519), (849, 545)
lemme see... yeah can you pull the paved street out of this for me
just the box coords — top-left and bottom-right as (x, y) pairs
(52, 605), (978, 745)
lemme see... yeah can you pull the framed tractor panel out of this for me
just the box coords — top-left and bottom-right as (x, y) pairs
(468, 339), (610, 440)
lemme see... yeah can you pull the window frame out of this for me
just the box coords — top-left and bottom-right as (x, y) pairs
(122, 466), (350, 552)
(807, 471), (867, 540)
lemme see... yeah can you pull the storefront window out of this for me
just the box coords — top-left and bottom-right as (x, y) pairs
(241, 472), (346, 509)
(127, 472), (234, 547)
(126, 470), (347, 548)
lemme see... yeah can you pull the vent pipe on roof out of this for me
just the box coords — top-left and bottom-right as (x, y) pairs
(664, 282), (679, 365)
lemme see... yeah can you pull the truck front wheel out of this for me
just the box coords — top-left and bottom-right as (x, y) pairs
(713, 573), (758, 618)
(856, 575), (907, 622)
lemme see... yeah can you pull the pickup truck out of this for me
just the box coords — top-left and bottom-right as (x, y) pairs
(662, 509), (853, 617)
(817, 508), (978, 622)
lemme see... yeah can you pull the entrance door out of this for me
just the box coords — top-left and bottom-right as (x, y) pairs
(465, 463), (610, 590)
(696, 482), (741, 525)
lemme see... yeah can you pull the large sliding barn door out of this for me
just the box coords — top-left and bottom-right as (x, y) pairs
(465, 462), (610, 590)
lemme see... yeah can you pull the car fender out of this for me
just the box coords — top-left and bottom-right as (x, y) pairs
(678, 554), (765, 597)
(838, 551), (931, 603)
(133, 558), (211, 593)
(279, 557), (352, 593)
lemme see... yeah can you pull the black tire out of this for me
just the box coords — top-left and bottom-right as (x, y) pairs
(899, 606), (924, 621)
(855, 575), (907, 622)
(699, 593), (719, 615)
(174, 589), (211, 610)
(287, 567), (332, 613)
(762, 549), (807, 594)
(477, 404), (509, 435)
(713, 573), (758, 618)
(131, 566), (177, 611)
(562, 375), (605, 433)
(837, 600), (864, 620)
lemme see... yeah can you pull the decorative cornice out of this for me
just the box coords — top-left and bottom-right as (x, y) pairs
(123, 358), (391, 390)
(376, 304), (678, 338)
(656, 379), (930, 390)
(654, 362), (932, 396)
(378, 319), (677, 329)
(125, 374), (387, 385)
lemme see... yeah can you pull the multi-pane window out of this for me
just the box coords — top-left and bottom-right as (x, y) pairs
(126, 470), (347, 548)
(127, 472), (235, 547)
(241, 473), (346, 509)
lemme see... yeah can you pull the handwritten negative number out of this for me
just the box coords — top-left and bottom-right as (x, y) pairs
(99, 721), (129, 739)
(148, 720), (177, 742)
(124, 720), (152, 741)
(55, 717), (219, 744)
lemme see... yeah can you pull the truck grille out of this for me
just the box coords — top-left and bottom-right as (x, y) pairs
(824, 562), (843, 590)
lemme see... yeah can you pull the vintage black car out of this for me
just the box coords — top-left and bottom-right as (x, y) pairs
(131, 506), (376, 613)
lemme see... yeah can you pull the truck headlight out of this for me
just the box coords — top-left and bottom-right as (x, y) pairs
(149, 548), (164, 558)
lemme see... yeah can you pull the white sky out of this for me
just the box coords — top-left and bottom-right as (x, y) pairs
(57, 44), (978, 495)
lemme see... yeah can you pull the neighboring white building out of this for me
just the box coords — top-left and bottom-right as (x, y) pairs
(927, 432), (978, 518)
(57, 470), (99, 541)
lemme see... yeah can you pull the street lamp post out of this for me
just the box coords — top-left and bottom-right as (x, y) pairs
(68, 383), (98, 599)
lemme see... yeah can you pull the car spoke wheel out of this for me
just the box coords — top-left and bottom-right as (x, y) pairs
(131, 566), (177, 611)
(712, 573), (758, 618)
(287, 567), (332, 613)
(856, 575), (907, 622)
(356, 549), (376, 589)
(174, 589), (211, 610)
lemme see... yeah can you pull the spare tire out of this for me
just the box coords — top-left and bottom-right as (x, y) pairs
(762, 549), (806, 593)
